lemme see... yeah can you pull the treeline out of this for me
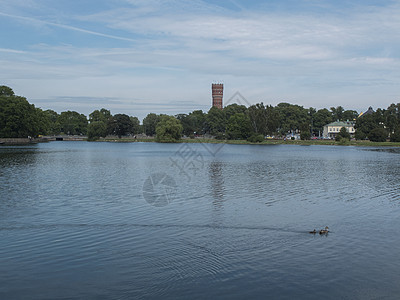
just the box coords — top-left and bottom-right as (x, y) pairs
(1, 85), (400, 142)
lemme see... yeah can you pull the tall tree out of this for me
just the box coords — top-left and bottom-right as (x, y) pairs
(0, 86), (47, 137)
(155, 115), (183, 142)
(87, 121), (107, 140)
(130, 116), (141, 135)
(176, 110), (206, 136)
(224, 104), (247, 120)
(44, 109), (61, 135)
(343, 110), (358, 121)
(384, 103), (400, 137)
(226, 113), (252, 139)
(313, 108), (333, 136)
(109, 114), (133, 138)
(331, 106), (344, 121)
(143, 113), (160, 136)
(248, 103), (268, 135)
(89, 108), (111, 123)
(276, 103), (309, 135)
(205, 106), (226, 135)
(58, 111), (88, 135)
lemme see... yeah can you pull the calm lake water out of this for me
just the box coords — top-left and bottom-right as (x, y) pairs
(1, 141), (400, 299)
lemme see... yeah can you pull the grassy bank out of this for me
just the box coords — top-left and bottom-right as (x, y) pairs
(99, 136), (400, 147)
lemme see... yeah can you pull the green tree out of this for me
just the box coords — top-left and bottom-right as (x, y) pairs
(300, 121), (311, 140)
(368, 128), (387, 142)
(89, 108), (111, 123)
(247, 103), (279, 136)
(0, 85), (14, 96)
(109, 114), (133, 138)
(87, 121), (107, 141)
(335, 127), (351, 141)
(313, 108), (333, 136)
(330, 106), (344, 121)
(384, 103), (400, 139)
(44, 109), (61, 135)
(355, 110), (384, 140)
(247, 133), (264, 143)
(205, 106), (226, 135)
(176, 113), (191, 136)
(226, 113), (252, 140)
(223, 104), (247, 120)
(390, 126), (400, 142)
(189, 110), (206, 135)
(0, 86), (47, 137)
(130, 116), (141, 135)
(143, 113), (160, 136)
(176, 110), (206, 136)
(343, 110), (358, 121)
(355, 130), (367, 140)
(276, 103), (309, 135)
(155, 115), (183, 142)
(35, 108), (51, 135)
(58, 111), (88, 135)
(248, 103), (267, 135)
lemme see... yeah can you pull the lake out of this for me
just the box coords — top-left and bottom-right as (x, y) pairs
(1, 141), (400, 299)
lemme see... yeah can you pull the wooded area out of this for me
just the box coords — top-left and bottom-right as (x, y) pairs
(1, 85), (399, 142)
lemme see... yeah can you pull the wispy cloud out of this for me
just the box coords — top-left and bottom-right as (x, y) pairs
(1, 0), (400, 118)
(0, 11), (137, 42)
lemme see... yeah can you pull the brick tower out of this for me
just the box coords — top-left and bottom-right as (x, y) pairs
(212, 83), (223, 109)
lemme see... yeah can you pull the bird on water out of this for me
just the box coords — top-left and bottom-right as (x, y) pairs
(319, 226), (329, 234)
(309, 226), (329, 234)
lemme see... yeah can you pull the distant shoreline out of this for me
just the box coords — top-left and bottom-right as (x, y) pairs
(2, 137), (400, 147)
(99, 137), (400, 147)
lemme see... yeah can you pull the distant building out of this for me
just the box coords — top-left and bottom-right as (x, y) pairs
(212, 83), (223, 109)
(323, 121), (355, 139)
(358, 106), (375, 118)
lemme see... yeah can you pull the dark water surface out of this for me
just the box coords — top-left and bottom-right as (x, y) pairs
(1, 142), (400, 299)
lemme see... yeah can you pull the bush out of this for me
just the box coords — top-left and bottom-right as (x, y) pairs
(155, 115), (183, 142)
(87, 121), (107, 141)
(214, 132), (226, 140)
(300, 131), (311, 140)
(355, 130), (367, 140)
(337, 137), (349, 145)
(335, 127), (350, 141)
(368, 128), (387, 142)
(247, 134), (264, 143)
(390, 128), (400, 142)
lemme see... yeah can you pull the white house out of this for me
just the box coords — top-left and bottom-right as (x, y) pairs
(323, 121), (355, 139)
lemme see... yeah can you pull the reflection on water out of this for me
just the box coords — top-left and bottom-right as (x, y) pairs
(209, 161), (225, 209)
(1, 142), (400, 299)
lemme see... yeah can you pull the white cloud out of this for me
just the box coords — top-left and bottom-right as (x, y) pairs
(1, 0), (400, 117)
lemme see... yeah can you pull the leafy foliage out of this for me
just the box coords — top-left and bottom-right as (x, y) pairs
(176, 110), (206, 136)
(155, 115), (183, 142)
(109, 114), (134, 138)
(0, 86), (48, 137)
(335, 127), (351, 141)
(58, 111), (88, 135)
(205, 106), (226, 135)
(143, 113), (160, 136)
(87, 121), (107, 141)
(4, 85), (400, 144)
(368, 128), (387, 142)
(276, 103), (309, 134)
(247, 133), (264, 143)
(226, 113), (252, 140)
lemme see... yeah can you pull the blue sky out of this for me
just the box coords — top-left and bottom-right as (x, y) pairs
(1, 0), (399, 120)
